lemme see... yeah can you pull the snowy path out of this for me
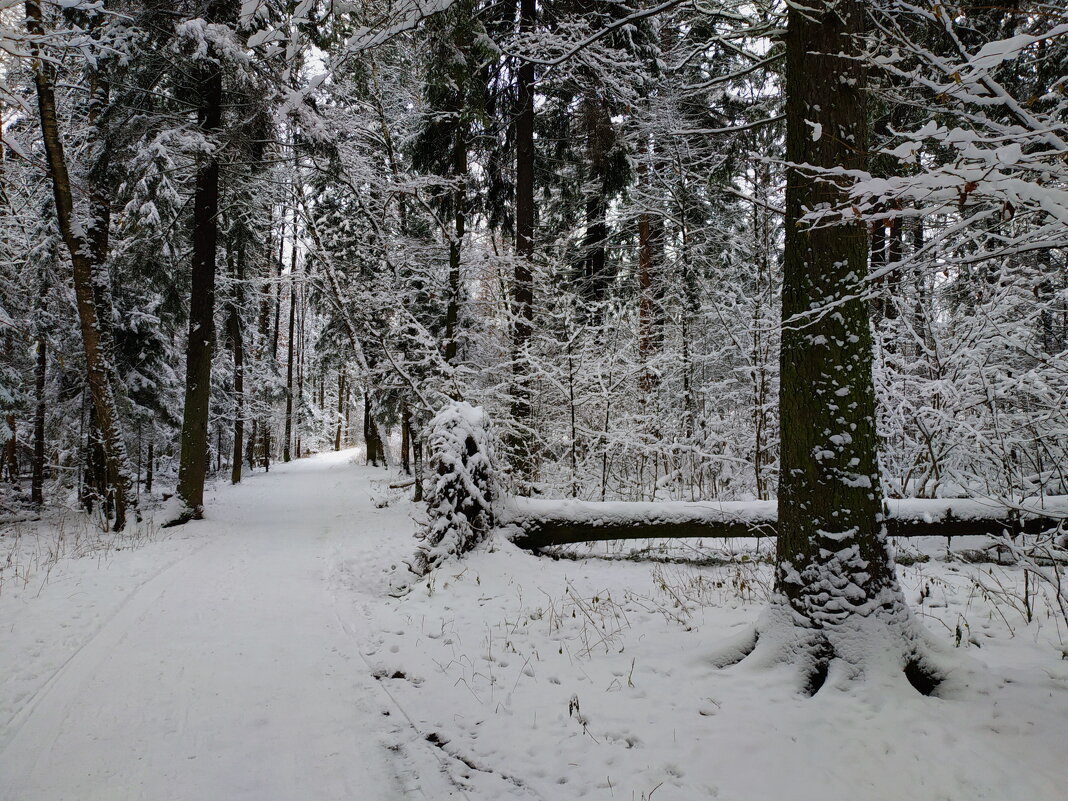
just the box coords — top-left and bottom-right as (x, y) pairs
(0, 451), (443, 801)
(4, 451), (1068, 801)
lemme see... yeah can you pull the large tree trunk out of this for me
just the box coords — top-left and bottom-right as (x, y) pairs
(510, 0), (537, 485)
(732, 0), (937, 695)
(777, 0), (894, 623)
(506, 497), (1065, 550)
(82, 406), (108, 514)
(26, 0), (135, 529)
(174, 7), (225, 522)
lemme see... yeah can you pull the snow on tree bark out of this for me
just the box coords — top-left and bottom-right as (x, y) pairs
(26, 0), (137, 530)
(174, 7), (230, 523)
(748, 0), (942, 693)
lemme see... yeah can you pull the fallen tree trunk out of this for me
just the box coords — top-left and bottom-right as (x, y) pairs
(503, 496), (1068, 550)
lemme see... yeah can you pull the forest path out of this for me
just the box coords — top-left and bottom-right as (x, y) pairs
(0, 451), (443, 801)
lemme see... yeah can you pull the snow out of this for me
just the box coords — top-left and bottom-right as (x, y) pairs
(502, 494), (1068, 532)
(0, 452), (452, 801)
(505, 495), (777, 527)
(414, 401), (496, 573)
(3, 453), (1068, 800)
(968, 25), (1068, 72)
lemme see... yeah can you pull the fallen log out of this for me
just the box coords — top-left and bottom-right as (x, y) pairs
(502, 496), (1068, 550)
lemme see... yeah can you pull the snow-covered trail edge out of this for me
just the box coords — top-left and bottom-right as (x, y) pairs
(4, 450), (1068, 801)
(0, 451), (457, 801)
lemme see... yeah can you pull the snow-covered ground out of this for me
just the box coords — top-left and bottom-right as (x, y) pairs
(2, 451), (1066, 800)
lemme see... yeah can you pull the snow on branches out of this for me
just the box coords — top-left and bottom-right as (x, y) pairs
(411, 401), (497, 574)
(854, 3), (1068, 267)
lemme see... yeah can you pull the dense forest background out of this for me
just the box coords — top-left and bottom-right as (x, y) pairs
(0, 0), (1065, 528)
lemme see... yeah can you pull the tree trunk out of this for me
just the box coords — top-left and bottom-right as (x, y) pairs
(767, 0), (926, 693)
(334, 371), (345, 451)
(445, 128), (466, 367)
(363, 392), (379, 466)
(4, 415), (18, 483)
(401, 401), (412, 475)
(26, 0), (135, 529)
(146, 440), (153, 495)
(247, 417), (257, 470)
(511, 0), (537, 484)
(581, 91), (611, 310)
(344, 383), (351, 448)
(413, 427), (424, 503)
(229, 317), (244, 485)
(229, 242), (245, 485)
(271, 217), (284, 363)
(283, 239), (297, 463)
(295, 281), (305, 459)
(637, 139), (661, 397)
(508, 500), (1065, 550)
(174, 7), (225, 523)
(32, 335), (46, 505)
(83, 406), (108, 514)
(778, 0), (893, 614)
(583, 194), (608, 305)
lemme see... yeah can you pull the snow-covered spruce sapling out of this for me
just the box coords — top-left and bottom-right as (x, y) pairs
(411, 401), (497, 574)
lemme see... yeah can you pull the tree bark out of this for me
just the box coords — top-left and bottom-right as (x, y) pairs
(344, 383), (351, 448)
(412, 420), (424, 503)
(295, 280), (305, 459)
(283, 238), (297, 463)
(334, 371), (345, 451)
(401, 401), (412, 475)
(247, 417), (257, 470)
(271, 217), (284, 363)
(445, 126), (466, 367)
(363, 392), (382, 466)
(508, 502), (1065, 550)
(776, 0), (901, 625)
(637, 138), (661, 397)
(174, 4), (225, 522)
(4, 415), (17, 483)
(146, 440), (153, 495)
(511, 0), (537, 484)
(228, 241), (245, 485)
(26, 0), (135, 529)
(581, 91), (611, 310)
(32, 335), (46, 505)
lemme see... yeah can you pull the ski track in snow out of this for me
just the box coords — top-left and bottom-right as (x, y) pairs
(3, 450), (1068, 801)
(0, 450), (455, 801)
